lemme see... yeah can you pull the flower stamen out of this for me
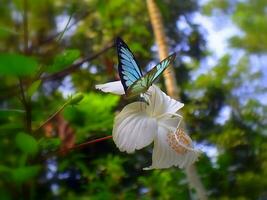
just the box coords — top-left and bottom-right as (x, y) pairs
(167, 128), (194, 154)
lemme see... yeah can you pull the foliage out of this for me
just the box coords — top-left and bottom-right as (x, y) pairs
(0, 0), (266, 199)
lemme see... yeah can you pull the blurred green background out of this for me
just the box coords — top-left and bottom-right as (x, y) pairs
(0, 0), (267, 199)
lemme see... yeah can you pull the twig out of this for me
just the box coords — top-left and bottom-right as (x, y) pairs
(34, 101), (69, 133)
(19, 78), (32, 133)
(60, 135), (113, 154)
(0, 41), (114, 100)
(23, 0), (28, 54)
(42, 41), (115, 81)
(41, 135), (113, 159)
(56, 13), (73, 42)
(20, 0), (32, 133)
(28, 11), (90, 52)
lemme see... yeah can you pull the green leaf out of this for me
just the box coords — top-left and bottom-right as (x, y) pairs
(0, 188), (12, 200)
(0, 122), (24, 132)
(11, 165), (41, 183)
(27, 80), (41, 97)
(48, 49), (80, 73)
(38, 137), (61, 150)
(15, 132), (38, 155)
(0, 109), (25, 116)
(68, 93), (84, 105)
(0, 53), (38, 76)
(0, 165), (10, 173)
(0, 27), (18, 38)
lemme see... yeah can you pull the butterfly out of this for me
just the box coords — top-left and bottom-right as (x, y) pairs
(116, 37), (176, 99)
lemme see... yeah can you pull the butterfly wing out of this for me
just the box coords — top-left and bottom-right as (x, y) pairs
(144, 53), (176, 85)
(116, 37), (143, 94)
(125, 77), (148, 98)
(126, 53), (176, 98)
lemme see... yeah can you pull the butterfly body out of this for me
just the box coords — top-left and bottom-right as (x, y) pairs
(116, 37), (176, 100)
(125, 77), (150, 99)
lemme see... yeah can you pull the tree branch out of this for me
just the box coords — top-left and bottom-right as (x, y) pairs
(42, 41), (115, 81)
(19, 79), (32, 133)
(0, 41), (114, 100)
(23, 0), (29, 54)
(59, 135), (113, 154)
(33, 101), (69, 133)
(28, 11), (91, 52)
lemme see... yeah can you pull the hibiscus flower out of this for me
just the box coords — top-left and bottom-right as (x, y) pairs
(96, 81), (200, 169)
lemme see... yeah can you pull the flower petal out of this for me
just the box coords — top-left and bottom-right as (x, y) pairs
(145, 126), (200, 170)
(158, 114), (182, 132)
(145, 85), (184, 117)
(113, 102), (157, 153)
(95, 81), (125, 95)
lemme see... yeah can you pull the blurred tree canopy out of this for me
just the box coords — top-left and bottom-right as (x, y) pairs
(0, 0), (266, 199)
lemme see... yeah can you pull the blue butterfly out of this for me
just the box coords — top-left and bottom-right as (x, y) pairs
(116, 37), (176, 99)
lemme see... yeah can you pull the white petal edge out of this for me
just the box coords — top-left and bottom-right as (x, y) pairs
(144, 126), (200, 170)
(145, 85), (184, 116)
(95, 81), (125, 95)
(113, 102), (157, 153)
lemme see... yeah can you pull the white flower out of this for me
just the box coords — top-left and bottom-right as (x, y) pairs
(95, 81), (124, 95)
(95, 81), (200, 169)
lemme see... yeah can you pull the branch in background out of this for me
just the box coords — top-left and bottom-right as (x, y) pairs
(23, 0), (29, 54)
(56, 13), (74, 42)
(42, 41), (115, 81)
(0, 41), (114, 100)
(34, 101), (69, 133)
(58, 135), (113, 154)
(19, 78), (32, 133)
(41, 135), (113, 160)
(34, 93), (84, 133)
(146, 0), (208, 199)
(20, 0), (32, 133)
(28, 11), (91, 53)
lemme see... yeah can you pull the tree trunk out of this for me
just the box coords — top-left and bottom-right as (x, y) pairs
(146, 0), (208, 199)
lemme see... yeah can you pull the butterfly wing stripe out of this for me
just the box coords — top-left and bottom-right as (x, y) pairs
(126, 79), (147, 98)
(121, 59), (132, 66)
(125, 80), (133, 86)
(120, 55), (142, 77)
(122, 69), (139, 80)
(122, 66), (141, 79)
(144, 53), (176, 86)
(121, 59), (142, 73)
(120, 53), (131, 61)
(120, 47), (132, 57)
(116, 37), (145, 97)
(121, 60), (136, 71)
(153, 59), (170, 79)
(123, 73), (136, 83)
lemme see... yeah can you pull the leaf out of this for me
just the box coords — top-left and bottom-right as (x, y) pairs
(47, 49), (80, 73)
(63, 92), (119, 139)
(0, 53), (38, 76)
(11, 165), (41, 183)
(27, 80), (41, 97)
(0, 165), (10, 173)
(0, 109), (25, 116)
(15, 132), (38, 155)
(0, 27), (18, 38)
(38, 137), (61, 150)
(0, 122), (24, 132)
(68, 93), (84, 105)
(0, 188), (12, 200)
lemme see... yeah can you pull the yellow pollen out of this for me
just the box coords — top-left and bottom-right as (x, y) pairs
(166, 129), (192, 154)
